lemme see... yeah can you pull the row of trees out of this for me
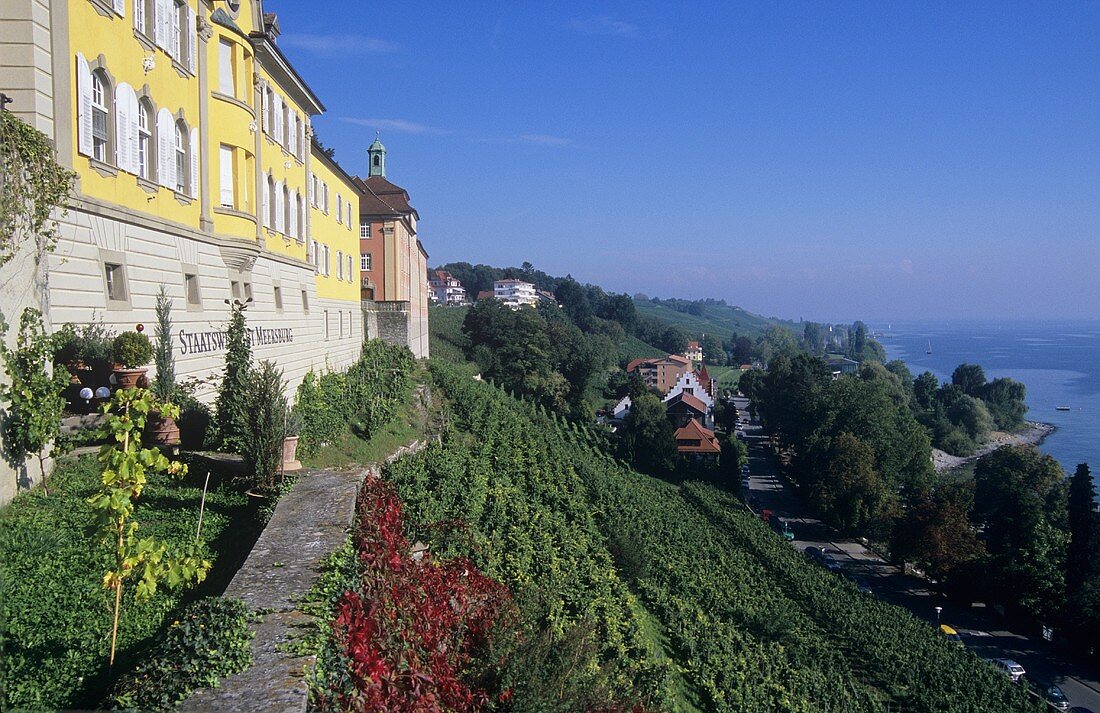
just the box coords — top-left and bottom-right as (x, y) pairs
(908, 363), (1028, 455)
(747, 354), (1099, 650)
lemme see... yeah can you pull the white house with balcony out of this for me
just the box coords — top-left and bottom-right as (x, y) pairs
(429, 270), (467, 305)
(494, 279), (538, 309)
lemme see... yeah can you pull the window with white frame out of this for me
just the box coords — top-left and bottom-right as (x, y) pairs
(137, 100), (153, 179)
(360, 223), (370, 239)
(219, 144), (234, 208)
(323, 244), (330, 275)
(347, 254), (353, 280)
(361, 253), (371, 271)
(105, 262), (127, 303)
(337, 251), (344, 280)
(91, 72), (110, 162)
(174, 121), (187, 193)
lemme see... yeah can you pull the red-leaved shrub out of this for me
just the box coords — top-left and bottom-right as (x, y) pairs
(318, 478), (515, 712)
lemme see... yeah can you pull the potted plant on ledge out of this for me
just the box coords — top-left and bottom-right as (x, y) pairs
(111, 329), (153, 390)
(148, 287), (181, 446)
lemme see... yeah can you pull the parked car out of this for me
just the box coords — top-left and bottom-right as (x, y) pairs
(771, 517), (795, 541)
(1026, 680), (1070, 711)
(939, 624), (964, 647)
(804, 546), (842, 572)
(989, 658), (1026, 683)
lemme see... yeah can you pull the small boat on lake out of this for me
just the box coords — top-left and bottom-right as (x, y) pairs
(1056, 406), (1071, 411)
(926, 340), (933, 355)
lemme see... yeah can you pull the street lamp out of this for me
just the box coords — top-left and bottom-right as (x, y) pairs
(934, 606), (942, 627)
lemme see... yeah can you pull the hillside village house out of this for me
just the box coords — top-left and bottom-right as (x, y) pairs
(354, 138), (429, 358)
(493, 278), (538, 308)
(626, 354), (692, 394)
(0, 0), (377, 502)
(684, 340), (703, 363)
(428, 270), (467, 305)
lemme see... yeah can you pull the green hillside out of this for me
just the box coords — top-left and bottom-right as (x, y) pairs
(634, 298), (796, 341)
(380, 361), (1041, 712)
(427, 305), (469, 363)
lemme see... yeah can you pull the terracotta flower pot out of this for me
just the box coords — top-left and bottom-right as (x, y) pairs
(282, 435), (302, 472)
(113, 367), (147, 390)
(146, 412), (181, 446)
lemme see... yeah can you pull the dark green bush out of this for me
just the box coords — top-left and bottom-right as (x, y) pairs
(176, 392), (212, 449)
(109, 597), (254, 711)
(294, 340), (414, 458)
(111, 330), (153, 368)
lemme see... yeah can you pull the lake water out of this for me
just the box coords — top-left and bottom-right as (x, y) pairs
(875, 320), (1100, 475)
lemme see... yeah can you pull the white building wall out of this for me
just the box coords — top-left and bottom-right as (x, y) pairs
(48, 205), (361, 402)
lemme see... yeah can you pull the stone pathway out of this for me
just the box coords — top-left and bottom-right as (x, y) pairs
(179, 468), (366, 713)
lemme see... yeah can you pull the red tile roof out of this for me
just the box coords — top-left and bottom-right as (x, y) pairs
(476, 290), (494, 301)
(666, 354), (691, 365)
(353, 175), (419, 220)
(625, 358), (651, 373)
(688, 340), (700, 349)
(667, 392), (708, 414)
(674, 419), (721, 454)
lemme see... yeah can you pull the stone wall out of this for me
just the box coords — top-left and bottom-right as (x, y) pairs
(363, 299), (411, 352)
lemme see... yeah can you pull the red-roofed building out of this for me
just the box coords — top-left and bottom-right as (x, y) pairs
(355, 137), (429, 358)
(666, 392), (709, 429)
(674, 419), (721, 459)
(429, 270), (467, 305)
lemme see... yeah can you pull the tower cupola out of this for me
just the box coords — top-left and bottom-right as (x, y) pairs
(368, 134), (386, 177)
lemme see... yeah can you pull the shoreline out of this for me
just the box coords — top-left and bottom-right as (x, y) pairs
(932, 420), (1056, 473)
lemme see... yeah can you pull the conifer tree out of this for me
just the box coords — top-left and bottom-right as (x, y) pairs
(1068, 463), (1098, 592)
(214, 300), (252, 453)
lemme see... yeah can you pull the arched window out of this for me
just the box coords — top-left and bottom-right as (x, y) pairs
(91, 71), (111, 161)
(267, 174), (277, 228)
(137, 100), (153, 179)
(174, 121), (188, 193)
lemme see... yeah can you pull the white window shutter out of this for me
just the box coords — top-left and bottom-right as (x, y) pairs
(156, 108), (174, 188)
(114, 0), (125, 16)
(288, 194), (297, 238)
(126, 88), (140, 174)
(299, 121), (306, 160)
(115, 85), (128, 170)
(76, 54), (93, 157)
(288, 115), (296, 156)
(260, 85), (269, 131)
(308, 174), (313, 205)
(133, 0), (143, 31)
(153, 0), (164, 48)
(262, 177), (270, 228)
(270, 96), (279, 143)
(274, 182), (284, 233)
(187, 7), (196, 74)
(190, 128), (199, 199)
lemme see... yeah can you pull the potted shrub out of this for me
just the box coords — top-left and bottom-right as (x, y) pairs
(111, 330), (153, 390)
(282, 407), (303, 472)
(147, 287), (180, 446)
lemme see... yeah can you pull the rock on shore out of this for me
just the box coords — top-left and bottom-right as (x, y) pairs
(932, 420), (1056, 472)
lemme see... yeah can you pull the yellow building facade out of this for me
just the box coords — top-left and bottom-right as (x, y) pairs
(29, 0), (363, 397)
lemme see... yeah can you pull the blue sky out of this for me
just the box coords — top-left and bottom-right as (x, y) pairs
(268, 1), (1100, 322)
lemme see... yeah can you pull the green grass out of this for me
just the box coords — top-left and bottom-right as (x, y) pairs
(302, 368), (433, 470)
(634, 299), (796, 341)
(0, 454), (261, 710)
(705, 364), (743, 391)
